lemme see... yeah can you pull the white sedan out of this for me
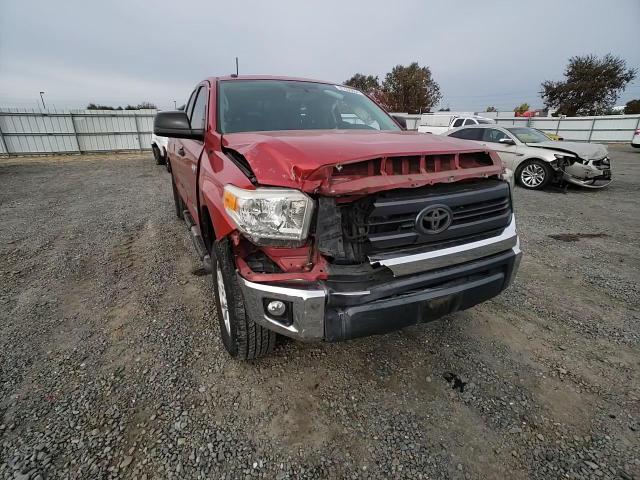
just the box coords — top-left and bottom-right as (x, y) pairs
(632, 128), (640, 148)
(444, 125), (612, 189)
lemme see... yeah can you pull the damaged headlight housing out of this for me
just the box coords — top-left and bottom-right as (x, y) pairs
(553, 154), (576, 168)
(223, 185), (314, 246)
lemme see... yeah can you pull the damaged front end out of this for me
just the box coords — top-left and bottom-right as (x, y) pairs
(531, 145), (612, 189)
(563, 156), (612, 189)
(225, 150), (521, 342)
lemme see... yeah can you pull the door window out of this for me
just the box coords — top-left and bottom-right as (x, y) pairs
(463, 118), (476, 125)
(451, 118), (464, 128)
(189, 87), (208, 131)
(483, 128), (512, 143)
(449, 128), (483, 141)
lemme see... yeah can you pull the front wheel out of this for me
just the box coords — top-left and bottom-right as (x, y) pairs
(211, 239), (276, 360)
(517, 160), (552, 190)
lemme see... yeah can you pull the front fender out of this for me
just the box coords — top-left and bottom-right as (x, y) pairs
(198, 148), (254, 240)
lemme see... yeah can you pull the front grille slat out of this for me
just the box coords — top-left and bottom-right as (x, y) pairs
(453, 203), (510, 221)
(452, 198), (509, 216)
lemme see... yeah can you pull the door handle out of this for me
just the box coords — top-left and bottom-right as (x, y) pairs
(178, 146), (185, 156)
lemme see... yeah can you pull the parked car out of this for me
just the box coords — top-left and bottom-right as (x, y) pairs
(632, 129), (640, 148)
(151, 133), (169, 169)
(417, 114), (495, 134)
(154, 76), (521, 360)
(444, 125), (611, 189)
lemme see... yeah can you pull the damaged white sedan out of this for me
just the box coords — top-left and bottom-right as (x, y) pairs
(444, 125), (611, 190)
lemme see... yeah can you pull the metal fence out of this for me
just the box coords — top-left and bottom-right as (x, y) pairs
(492, 115), (640, 143)
(396, 111), (640, 143)
(0, 108), (157, 156)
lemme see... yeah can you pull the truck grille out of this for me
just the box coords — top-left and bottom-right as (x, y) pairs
(338, 179), (512, 257)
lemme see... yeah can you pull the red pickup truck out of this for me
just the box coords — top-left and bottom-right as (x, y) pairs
(154, 76), (521, 360)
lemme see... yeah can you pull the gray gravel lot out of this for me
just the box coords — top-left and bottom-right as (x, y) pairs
(0, 146), (639, 480)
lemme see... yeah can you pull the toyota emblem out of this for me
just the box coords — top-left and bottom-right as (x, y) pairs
(416, 204), (453, 235)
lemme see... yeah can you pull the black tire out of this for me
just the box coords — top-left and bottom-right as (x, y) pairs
(211, 239), (276, 360)
(171, 174), (184, 219)
(152, 144), (163, 165)
(516, 159), (552, 190)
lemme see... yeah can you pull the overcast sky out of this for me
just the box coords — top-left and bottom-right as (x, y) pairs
(1, 0), (639, 111)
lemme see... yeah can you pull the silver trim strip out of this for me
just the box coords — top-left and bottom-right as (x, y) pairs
(237, 277), (326, 341)
(369, 215), (518, 276)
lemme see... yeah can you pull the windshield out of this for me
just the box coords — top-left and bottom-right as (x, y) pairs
(507, 127), (551, 143)
(218, 80), (400, 134)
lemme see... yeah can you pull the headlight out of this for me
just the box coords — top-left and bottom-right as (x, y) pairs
(223, 185), (314, 246)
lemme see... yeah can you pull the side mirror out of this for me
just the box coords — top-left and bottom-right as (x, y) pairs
(391, 115), (407, 130)
(498, 137), (516, 145)
(154, 111), (204, 140)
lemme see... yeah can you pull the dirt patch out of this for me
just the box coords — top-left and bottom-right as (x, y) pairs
(548, 232), (609, 242)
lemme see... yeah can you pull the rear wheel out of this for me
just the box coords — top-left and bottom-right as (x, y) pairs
(211, 239), (276, 360)
(517, 160), (552, 190)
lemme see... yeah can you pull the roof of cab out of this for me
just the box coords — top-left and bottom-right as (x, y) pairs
(206, 75), (339, 85)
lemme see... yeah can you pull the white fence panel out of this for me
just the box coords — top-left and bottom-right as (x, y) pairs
(0, 108), (156, 156)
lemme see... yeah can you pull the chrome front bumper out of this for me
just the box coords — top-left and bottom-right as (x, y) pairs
(238, 216), (521, 341)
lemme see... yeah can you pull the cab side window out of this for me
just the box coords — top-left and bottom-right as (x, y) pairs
(463, 118), (476, 126)
(190, 86), (208, 131)
(483, 128), (511, 143)
(452, 118), (464, 128)
(449, 128), (483, 141)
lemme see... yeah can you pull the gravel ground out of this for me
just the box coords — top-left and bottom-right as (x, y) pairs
(0, 146), (638, 480)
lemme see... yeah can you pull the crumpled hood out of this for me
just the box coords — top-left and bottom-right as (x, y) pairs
(221, 130), (500, 192)
(527, 141), (608, 160)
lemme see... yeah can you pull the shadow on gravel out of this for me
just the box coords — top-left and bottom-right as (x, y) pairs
(548, 232), (609, 242)
(443, 372), (467, 393)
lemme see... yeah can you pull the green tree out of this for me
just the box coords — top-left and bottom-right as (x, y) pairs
(87, 103), (116, 110)
(624, 99), (640, 114)
(381, 62), (442, 113)
(514, 103), (530, 114)
(125, 102), (157, 110)
(344, 74), (380, 94)
(486, 106), (497, 112)
(541, 54), (636, 116)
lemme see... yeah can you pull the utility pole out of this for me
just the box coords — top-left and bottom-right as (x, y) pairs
(39, 91), (46, 109)
(235, 57), (239, 76)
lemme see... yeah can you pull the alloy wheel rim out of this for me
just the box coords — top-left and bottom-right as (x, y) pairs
(521, 164), (545, 187)
(216, 264), (231, 335)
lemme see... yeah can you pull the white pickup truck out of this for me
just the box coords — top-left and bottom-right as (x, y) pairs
(417, 114), (495, 134)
